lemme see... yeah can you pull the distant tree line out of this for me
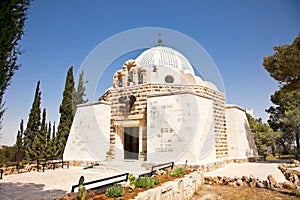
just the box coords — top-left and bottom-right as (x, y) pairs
(250, 34), (300, 158)
(14, 67), (87, 162)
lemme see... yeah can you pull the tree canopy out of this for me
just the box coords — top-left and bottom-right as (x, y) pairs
(266, 89), (300, 155)
(0, 0), (31, 130)
(263, 34), (300, 91)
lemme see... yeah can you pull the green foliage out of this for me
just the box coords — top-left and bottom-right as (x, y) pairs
(77, 176), (86, 200)
(135, 176), (154, 189)
(106, 184), (124, 198)
(263, 35), (300, 91)
(24, 81), (41, 160)
(128, 174), (136, 192)
(16, 119), (24, 152)
(0, 145), (18, 167)
(0, 0), (31, 130)
(57, 66), (75, 157)
(170, 167), (186, 177)
(106, 150), (112, 155)
(247, 114), (276, 157)
(266, 89), (300, 156)
(153, 177), (160, 185)
(73, 70), (88, 112)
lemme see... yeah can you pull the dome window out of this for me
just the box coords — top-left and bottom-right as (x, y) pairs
(165, 75), (174, 83)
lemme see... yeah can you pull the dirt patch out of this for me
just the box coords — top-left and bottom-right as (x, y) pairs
(191, 185), (299, 200)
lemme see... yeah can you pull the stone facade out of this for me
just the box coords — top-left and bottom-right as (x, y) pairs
(100, 83), (227, 160)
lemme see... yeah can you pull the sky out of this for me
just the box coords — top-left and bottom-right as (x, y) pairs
(1, 0), (299, 146)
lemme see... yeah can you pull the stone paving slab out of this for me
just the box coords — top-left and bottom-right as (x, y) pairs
(0, 167), (118, 200)
(204, 162), (286, 182)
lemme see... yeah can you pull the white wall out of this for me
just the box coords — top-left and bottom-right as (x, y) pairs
(225, 105), (258, 158)
(147, 94), (216, 164)
(63, 103), (111, 161)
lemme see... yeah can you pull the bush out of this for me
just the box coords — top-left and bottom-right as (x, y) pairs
(136, 177), (154, 189)
(106, 184), (124, 198)
(170, 167), (186, 177)
(128, 174), (136, 192)
(153, 177), (160, 185)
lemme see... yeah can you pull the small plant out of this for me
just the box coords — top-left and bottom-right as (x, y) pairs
(170, 167), (186, 177)
(106, 150), (112, 155)
(136, 176), (154, 189)
(140, 150), (145, 155)
(128, 174), (136, 192)
(77, 176), (86, 200)
(153, 177), (160, 185)
(106, 184), (124, 198)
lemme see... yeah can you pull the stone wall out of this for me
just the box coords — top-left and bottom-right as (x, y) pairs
(133, 171), (203, 200)
(102, 83), (227, 159)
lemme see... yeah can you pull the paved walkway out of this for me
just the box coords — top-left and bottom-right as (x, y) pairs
(0, 161), (148, 200)
(0, 161), (288, 200)
(205, 162), (286, 182)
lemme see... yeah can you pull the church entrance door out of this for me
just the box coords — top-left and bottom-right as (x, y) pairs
(124, 127), (139, 159)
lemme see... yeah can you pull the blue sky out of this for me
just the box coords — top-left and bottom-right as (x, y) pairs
(1, 0), (299, 145)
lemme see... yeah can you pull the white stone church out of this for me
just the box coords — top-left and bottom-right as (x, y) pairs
(63, 40), (258, 164)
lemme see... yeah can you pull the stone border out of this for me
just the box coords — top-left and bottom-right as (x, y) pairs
(132, 171), (203, 200)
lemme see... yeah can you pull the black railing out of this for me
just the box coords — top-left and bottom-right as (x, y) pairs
(139, 161), (174, 177)
(0, 169), (3, 179)
(71, 173), (129, 193)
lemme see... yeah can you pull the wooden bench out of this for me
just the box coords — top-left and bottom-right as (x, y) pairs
(71, 173), (129, 193)
(36, 158), (69, 172)
(139, 161), (174, 177)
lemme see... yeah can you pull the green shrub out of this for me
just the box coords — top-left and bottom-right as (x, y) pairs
(136, 177), (154, 189)
(170, 167), (186, 177)
(106, 184), (124, 198)
(153, 177), (160, 185)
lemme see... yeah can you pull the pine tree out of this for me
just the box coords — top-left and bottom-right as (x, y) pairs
(16, 119), (24, 152)
(56, 66), (75, 157)
(0, 0), (31, 131)
(24, 80), (41, 159)
(73, 70), (88, 112)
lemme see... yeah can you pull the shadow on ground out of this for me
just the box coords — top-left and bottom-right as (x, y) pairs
(0, 182), (67, 200)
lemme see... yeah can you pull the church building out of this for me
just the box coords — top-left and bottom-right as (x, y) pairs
(63, 39), (258, 164)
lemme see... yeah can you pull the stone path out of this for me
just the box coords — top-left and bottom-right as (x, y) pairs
(0, 161), (288, 200)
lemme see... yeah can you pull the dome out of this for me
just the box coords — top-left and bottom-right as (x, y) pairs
(135, 46), (195, 75)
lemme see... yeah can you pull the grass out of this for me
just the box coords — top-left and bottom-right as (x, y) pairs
(266, 154), (296, 160)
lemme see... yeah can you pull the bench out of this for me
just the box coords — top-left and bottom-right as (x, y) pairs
(71, 173), (129, 193)
(36, 158), (69, 172)
(139, 161), (174, 177)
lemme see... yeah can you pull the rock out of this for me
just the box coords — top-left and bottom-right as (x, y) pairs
(249, 176), (256, 188)
(289, 167), (300, 177)
(267, 174), (277, 188)
(291, 159), (300, 167)
(212, 176), (219, 184)
(283, 181), (295, 190)
(236, 178), (243, 186)
(278, 163), (287, 173)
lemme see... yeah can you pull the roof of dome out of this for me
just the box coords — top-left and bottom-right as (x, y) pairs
(135, 45), (195, 75)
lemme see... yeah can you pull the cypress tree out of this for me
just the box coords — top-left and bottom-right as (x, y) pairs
(24, 80), (41, 159)
(56, 66), (75, 157)
(73, 70), (88, 112)
(27, 108), (47, 159)
(16, 119), (24, 152)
